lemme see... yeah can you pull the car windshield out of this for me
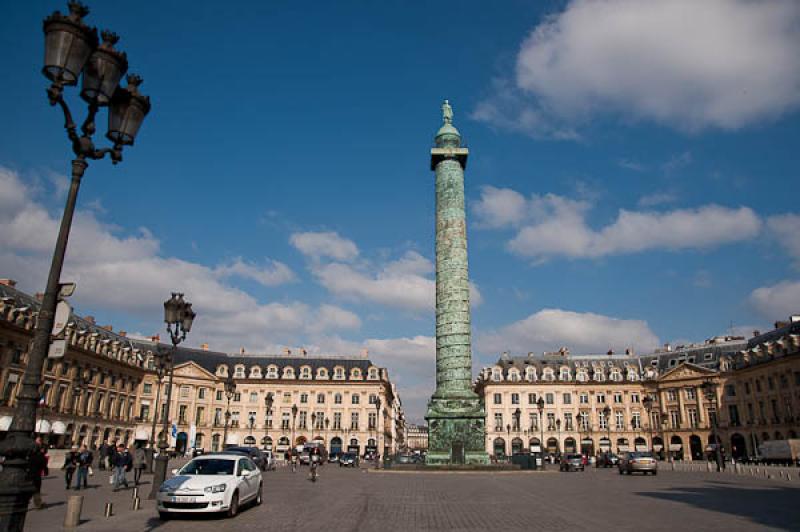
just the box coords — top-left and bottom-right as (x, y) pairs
(566, 454), (582, 460)
(179, 458), (235, 475)
(629, 452), (653, 459)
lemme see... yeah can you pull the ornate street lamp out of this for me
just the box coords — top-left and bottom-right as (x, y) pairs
(374, 398), (382, 466)
(70, 371), (86, 446)
(0, 4), (150, 527)
(702, 380), (724, 472)
(513, 408), (521, 432)
(556, 418), (562, 459)
(264, 392), (273, 451)
(248, 413), (256, 437)
(148, 347), (169, 449)
(148, 292), (195, 500)
(222, 374), (236, 448)
(643, 395), (654, 453)
(602, 405), (612, 455)
(536, 396), (545, 464)
(291, 404), (298, 450)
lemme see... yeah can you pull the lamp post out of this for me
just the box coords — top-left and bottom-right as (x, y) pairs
(324, 417), (330, 450)
(702, 380), (724, 472)
(643, 395), (654, 453)
(291, 404), (298, 450)
(661, 417), (671, 462)
(222, 375), (236, 449)
(374, 398), (382, 466)
(70, 371), (86, 447)
(263, 392), (273, 451)
(0, 4), (150, 528)
(536, 397), (545, 464)
(148, 293), (195, 500)
(602, 405), (612, 455)
(248, 413), (256, 440)
(148, 348), (168, 449)
(556, 418), (562, 460)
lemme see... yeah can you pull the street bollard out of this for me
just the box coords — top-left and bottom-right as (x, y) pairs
(104, 502), (113, 518)
(132, 496), (141, 511)
(132, 487), (139, 500)
(63, 495), (83, 528)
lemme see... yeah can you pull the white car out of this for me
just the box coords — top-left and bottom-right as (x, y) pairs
(157, 454), (263, 519)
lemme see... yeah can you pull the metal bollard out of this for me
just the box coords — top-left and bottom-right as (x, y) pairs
(104, 502), (113, 518)
(132, 496), (141, 511)
(132, 487), (139, 500)
(63, 495), (83, 528)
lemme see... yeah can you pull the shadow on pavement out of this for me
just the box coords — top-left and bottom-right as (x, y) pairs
(637, 483), (800, 531)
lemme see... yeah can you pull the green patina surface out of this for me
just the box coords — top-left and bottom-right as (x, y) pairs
(425, 101), (489, 465)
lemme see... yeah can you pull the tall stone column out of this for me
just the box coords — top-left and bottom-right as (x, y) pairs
(425, 101), (488, 465)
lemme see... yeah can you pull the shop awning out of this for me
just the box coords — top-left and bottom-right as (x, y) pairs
(653, 444), (663, 451)
(134, 429), (150, 441)
(35, 419), (51, 434)
(669, 444), (682, 451)
(51, 421), (67, 435)
(0, 416), (12, 431)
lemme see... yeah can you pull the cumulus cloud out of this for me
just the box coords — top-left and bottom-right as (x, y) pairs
(0, 166), (355, 351)
(637, 192), (677, 208)
(214, 258), (296, 287)
(749, 280), (800, 320)
(477, 308), (659, 357)
(767, 214), (800, 267)
(475, 0), (800, 136)
(472, 186), (762, 261)
(289, 231), (359, 262)
(310, 250), (482, 312)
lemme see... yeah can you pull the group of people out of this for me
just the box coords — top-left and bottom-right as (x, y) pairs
(61, 444), (94, 490)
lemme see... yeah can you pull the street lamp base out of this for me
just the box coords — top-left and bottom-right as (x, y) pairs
(148, 454), (169, 500)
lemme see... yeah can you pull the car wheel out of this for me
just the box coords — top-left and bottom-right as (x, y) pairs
(159, 511), (170, 521)
(227, 491), (239, 518)
(255, 483), (263, 506)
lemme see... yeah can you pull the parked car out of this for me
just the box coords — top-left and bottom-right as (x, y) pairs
(560, 453), (585, 472)
(222, 447), (269, 471)
(596, 453), (620, 468)
(191, 447), (205, 458)
(328, 453), (340, 464)
(339, 453), (359, 467)
(395, 453), (415, 464)
(618, 452), (658, 475)
(157, 454), (262, 519)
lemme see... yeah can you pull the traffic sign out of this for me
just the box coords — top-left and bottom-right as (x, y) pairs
(51, 300), (72, 336)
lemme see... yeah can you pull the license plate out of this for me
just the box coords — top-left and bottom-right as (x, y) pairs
(171, 496), (196, 503)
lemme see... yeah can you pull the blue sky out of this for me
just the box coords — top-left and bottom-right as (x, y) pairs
(1, 0), (799, 420)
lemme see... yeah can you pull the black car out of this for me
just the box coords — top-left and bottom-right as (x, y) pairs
(222, 446), (269, 471)
(596, 453), (620, 468)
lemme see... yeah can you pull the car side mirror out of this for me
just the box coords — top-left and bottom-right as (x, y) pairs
(171, 468), (178, 475)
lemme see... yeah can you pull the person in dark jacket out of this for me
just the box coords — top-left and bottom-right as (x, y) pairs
(75, 444), (93, 490)
(112, 444), (132, 491)
(98, 441), (110, 470)
(133, 443), (147, 485)
(62, 446), (78, 489)
(28, 444), (49, 509)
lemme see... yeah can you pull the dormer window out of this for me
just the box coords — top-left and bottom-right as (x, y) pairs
(266, 365), (278, 379)
(300, 366), (312, 380)
(491, 368), (503, 382)
(317, 367), (329, 379)
(525, 367), (537, 382)
(216, 365), (228, 377)
(333, 366), (345, 380)
(234, 365), (245, 378)
(282, 366), (295, 379)
(593, 370), (605, 382)
(368, 367), (379, 380)
(576, 370), (588, 383)
(609, 370), (622, 382)
(508, 369), (521, 382)
(542, 368), (555, 382)
(350, 368), (362, 380)
(249, 366), (262, 379)
(627, 370), (639, 381)
(559, 367), (571, 381)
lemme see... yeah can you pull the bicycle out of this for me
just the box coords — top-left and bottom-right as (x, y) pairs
(310, 461), (318, 482)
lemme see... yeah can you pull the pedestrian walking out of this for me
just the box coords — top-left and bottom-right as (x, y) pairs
(62, 446), (78, 489)
(112, 444), (132, 491)
(28, 443), (49, 509)
(75, 444), (93, 490)
(133, 442), (147, 486)
(98, 441), (109, 470)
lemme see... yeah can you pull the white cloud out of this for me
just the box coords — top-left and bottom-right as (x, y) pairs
(767, 213), (800, 267)
(749, 280), (800, 320)
(310, 250), (482, 312)
(0, 167), (357, 351)
(289, 231), (359, 262)
(637, 192), (677, 208)
(473, 187), (762, 261)
(472, 186), (528, 228)
(214, 258), (296, 287)
(477, 308), (659, 357)
(476, 0), (800, 136)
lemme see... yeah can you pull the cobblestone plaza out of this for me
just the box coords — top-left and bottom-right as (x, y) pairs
(23, 464), (800, 531)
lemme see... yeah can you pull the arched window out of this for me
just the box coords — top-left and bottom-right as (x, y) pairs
(350, 368), (362, 380)
(282, 366), (295, 379)
(266, 365), (278, 379)
(593, 369), (605, 382)
(542, 368), (555, 382)
(508, 369), (520, 382)
(368, 367), (379, 380)
(626, 369), (639, 381)
(216, 365), (228, 377)
(334, 393), (343, 404)
(316, 367), (329, 379)
(299, 366), (312, 379)
(333, 366), (345, 380)
(575, 370), (588, 383)
(609, 369), (622, 382)
(249, 366), (261, 379)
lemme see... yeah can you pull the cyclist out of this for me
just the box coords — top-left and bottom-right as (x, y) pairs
(290, 449), (298, 473)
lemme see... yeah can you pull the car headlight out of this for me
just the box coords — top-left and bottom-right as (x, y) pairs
(204, 483), (227, 494)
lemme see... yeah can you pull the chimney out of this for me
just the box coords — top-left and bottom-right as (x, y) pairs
(150, 334), (160, 343)
(118, 330), (127, 337)
(100, 325), (113, 332)
(240, 347), (246, 355)
(201, 343), (209, 351)
(663, 343), (672, 352)
(35, 292), (44, 301)
(84, 316), (96, 325)
(283, 347), (291, 355)
(607, 349), (614, 356)
(0, 279), (17, 287)
(301, 348), (307, 356)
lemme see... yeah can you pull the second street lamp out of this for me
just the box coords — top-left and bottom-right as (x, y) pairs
(702, 380), (724, 472)
(643, 395), (654, 454)
(264, 392), (273, 451)
(602, 405), (612, 455)
(222, 375), (236, 448)
(148, 292), (195, 500)
(537, 397), (545, 466)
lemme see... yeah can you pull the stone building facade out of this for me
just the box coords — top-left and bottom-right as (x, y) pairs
(405, 424), (429, 452)
(0, 281), (405, 457)
(476, 326), (800, 462)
